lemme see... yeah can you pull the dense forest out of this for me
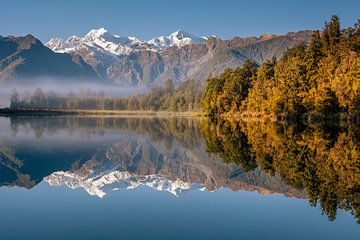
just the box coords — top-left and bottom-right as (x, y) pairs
(8, 16), (359, 120)
(201, 16), (359, 119)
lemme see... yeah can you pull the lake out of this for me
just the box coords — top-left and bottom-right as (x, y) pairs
(0, 116), (359, 240)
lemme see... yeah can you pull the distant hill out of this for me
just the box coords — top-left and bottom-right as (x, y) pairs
(0, 34), (98, 85)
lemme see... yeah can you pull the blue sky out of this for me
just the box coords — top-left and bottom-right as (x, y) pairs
(1, 0), (359, 42)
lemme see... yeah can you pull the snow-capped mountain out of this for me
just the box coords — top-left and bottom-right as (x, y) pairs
(46, 27), (151, 56)
(42, 28), (312, 86)
(147, 29), (208, 49)
(45, 170), (204, 198)
(46, 28), (208, 55)
(45, 28), (210, 78)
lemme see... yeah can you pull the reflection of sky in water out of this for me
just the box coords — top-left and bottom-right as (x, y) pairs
(0, 116), (359, 239)
(0, 182), (359, 240)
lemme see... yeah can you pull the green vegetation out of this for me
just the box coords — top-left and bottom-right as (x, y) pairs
(201, 16), (360, 119)
(200, 60), (259, 115)
(10, 79), (202, 112)
(124, 79), (203, 111)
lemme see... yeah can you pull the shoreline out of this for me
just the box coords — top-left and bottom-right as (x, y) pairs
(0, 108), (203, 117)
(1, 108), (358, 125)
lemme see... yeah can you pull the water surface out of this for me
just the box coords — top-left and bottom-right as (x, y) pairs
(0, 116), (359, 240)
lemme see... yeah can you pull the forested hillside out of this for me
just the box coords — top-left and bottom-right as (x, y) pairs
(201, 16), (359, 119)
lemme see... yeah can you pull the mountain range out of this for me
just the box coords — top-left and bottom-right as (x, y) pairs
(0, 28), (313, 88)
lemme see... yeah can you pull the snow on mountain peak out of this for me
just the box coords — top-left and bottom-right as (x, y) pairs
(170, 29), (192, 38)
(67, 35), (81, 43)
(46, 27), (148, 56)
(45, 37), (71, 53)
(147, 29), (206, 49)
(46, 28), (209, 57)
(84, 27), (110, 41)
(45, 28), (211, 76)
(88, 27), (108, 35)
(203, 34), (221, 40)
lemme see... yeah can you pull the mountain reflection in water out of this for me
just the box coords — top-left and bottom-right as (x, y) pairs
(0, 116), (358, 224)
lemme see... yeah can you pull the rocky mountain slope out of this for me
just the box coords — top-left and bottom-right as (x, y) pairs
(46, 28), (209, 79)
(109, 31), (313, 87)
(46, 29), (313, 87)
(0, 34), (98, 85)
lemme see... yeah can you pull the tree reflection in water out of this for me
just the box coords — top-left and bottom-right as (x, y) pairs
(1, 115), (359, 223)
(201, 118), (360, 223)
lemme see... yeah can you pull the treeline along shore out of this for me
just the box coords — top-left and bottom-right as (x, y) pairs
(5, 16), (360, 122)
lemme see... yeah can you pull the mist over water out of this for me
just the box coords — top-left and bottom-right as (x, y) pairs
(0, 89), (10, 107)
(0, 78), (148, 108)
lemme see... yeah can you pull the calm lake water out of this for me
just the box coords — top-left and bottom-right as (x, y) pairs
(0, 116), (359, 240)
